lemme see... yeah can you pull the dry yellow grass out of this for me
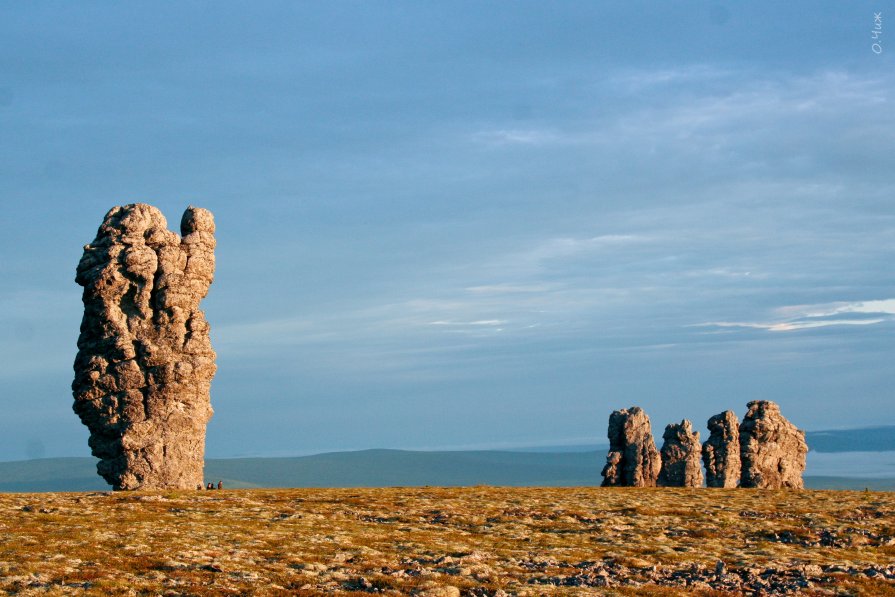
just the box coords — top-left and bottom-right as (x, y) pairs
(0, 487), (893, 595)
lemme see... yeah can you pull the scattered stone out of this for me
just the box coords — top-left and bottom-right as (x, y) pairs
(526, 557), (865, 593)
(702, 410), (741, 488)
(415, 583), (461, 597)
(739, 401), (808, 489)
(72, 204), (216, 490)
(601, 407), (661, 487)
(657, 419), (703, 487)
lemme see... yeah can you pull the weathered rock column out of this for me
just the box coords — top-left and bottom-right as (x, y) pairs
(601, 407), (661, 487)
(657, 419), (703, 487)
(702, 410), (741, 488)
(739, 400), (807, 489)
(72, 204), (216, 490)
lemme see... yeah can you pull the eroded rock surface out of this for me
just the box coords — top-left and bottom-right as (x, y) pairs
(702, 410), (741, 488)
(601, 407), (661, 487)
(657, 419), (703, 487)
(72, 204), (216, 490)
(739, 401), (807, 489)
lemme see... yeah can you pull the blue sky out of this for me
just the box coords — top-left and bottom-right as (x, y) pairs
(0, 1), (892, 460)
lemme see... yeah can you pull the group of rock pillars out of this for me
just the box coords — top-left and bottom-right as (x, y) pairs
(601, 402), (808, 489)
(73, 204), (808, 491)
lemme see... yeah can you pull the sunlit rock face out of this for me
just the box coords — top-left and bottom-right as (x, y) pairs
(702, 410), (741, 488)
(601, 407), (661, 487)
(658, 419), (703, 488)
(72, 204), (216, 490)
(739, 401), (807, 489)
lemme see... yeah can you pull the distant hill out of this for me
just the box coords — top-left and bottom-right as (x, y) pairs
(521, 427), (895, 454)
(802, 476), (895, 491)
(0, 457), (108, 492)
(207, 449), (602, 488)
(0, 450), (601, 492)
(806, 426), (895, 453)
(1, 448), (893, 493)
(510, 426), (895, 454)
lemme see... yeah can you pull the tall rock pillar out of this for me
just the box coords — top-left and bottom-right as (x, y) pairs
(601, 407), (661, 487)
(739, 401), (807, 489)
(72, 204), (216, 490)
(657, 419), (703, 487)
(702, 410), (741, 488)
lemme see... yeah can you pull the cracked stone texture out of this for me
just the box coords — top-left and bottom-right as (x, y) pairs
(601, 407), (661, 487)
(739, 401), (808, 489)
(72, 204), (216, 490)
(702, 410), (742, 488)
(657, 419), (703, 487)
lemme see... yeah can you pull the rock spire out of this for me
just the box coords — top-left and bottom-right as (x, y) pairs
(601, 407), (661, 487)
(739, 400), (807, 489)
(72, 204), (216, 490)
(702, 410), (741, 488)
(657, 419), (703, 487)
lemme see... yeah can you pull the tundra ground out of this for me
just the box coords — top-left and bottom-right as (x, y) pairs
(0, 487), (893, 595)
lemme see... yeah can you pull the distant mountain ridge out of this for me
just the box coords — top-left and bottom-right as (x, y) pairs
(805, 426), (895, 453)
(1, 425), (891, 493)
(1, 447), (893, 493)
(511, 426), (895, 454)
(0, 450), (603, 492)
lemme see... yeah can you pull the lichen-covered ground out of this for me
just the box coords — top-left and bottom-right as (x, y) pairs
(0, 487), (893, 596)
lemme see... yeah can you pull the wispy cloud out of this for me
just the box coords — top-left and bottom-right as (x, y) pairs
(776, 299), (895, 319)
(427, 319), (508, 334)
(703, 319), (886, 332)
(698, 299), (895, 333)
(682, 267), (762, 279)
(429, 319), (506, 327)
(214, 317), (316, 347)
(465, 284), (549, 294)
(208, 66), (895, 398)
(609, 64), (730, 91)
(468, 69), (892, 168)
(616, 71), (888, 138)
(525, 235), (647, 261)
(471, 128), (561, 146)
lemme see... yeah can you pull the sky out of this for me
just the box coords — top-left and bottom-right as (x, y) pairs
(0, 1), (892, 461)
